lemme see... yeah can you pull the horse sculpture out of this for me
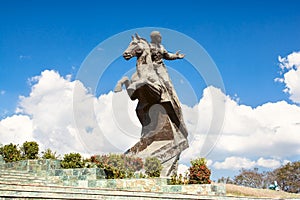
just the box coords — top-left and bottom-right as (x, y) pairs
(114, 34), (166, 128)
(114, 33), (189, 176)
(114, 34), (162, 103)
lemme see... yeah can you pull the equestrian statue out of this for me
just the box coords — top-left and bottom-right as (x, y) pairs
(114, 31), (189, 176)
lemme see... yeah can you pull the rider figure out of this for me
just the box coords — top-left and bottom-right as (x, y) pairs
(150, 31), (184, 102)
(149, 31), (188, 138)
(150, 31), (184, 65)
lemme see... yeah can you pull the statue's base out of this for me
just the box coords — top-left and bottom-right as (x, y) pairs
(125, 109), (188, 177)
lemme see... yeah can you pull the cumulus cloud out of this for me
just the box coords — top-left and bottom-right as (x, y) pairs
(180, 86), (226, 162)
(214, 157), (256, 170)
(177, 164), (189, 176)
(1, 70), (139, 155)
(180, 86), (300, 166)
(278, 51), (300, 70)
(217, 101), (300, 157)
(0, 69), (299, 174)
(0, 115), (34, 144)
(256, 157), (281, 169)
(276, 51), (300, 104)
(213, 156), (285, 170)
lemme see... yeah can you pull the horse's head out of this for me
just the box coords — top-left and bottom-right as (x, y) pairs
(123, 34), (149, 60)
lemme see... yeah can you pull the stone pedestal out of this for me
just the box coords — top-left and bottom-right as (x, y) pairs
(125, 104), (188, 177)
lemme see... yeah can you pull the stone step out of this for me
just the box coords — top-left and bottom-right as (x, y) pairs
(0, 168), (226, 198)
(0, 169), (33, 174)
(0, 170), (46, 179)
(0, 170), (46, 178)
(0, 181), (212, 200)
(0, 173), (44, 179)
(0, 169), (63, 186)
(0, 178), (47, 186)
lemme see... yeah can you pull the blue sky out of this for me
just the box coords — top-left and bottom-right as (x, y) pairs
(1, 0), (300, 111)
(1, 0), (300, 179)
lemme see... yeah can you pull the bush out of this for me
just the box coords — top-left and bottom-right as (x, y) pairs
(61, 153), (84, 169)
(170, 172), (189, 185)
(41, 148), (59, 159)
(144, 157), (162, 178)
(91, 154), (143, 179)
(0, 143), (22, 162)
(188, 158), (211, 184)
(21, 141), (39, 159)
(124, 154), (143, 172)
(103, 164), (128, 179)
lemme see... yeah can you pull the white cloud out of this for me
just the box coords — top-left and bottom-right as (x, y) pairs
(217, 101), (300, 157)
(213, 156), (286, 170)
(180, 86), (300, 166)
(0, 115), (34, 145)
(256, 157), (281, 169)
(0, 69), (299, 174)
(177, 164), (189, 176)
(276, 51), (300, 104)
(206, 159), (213, 167)
(278, 52), (300, 70)
(0, 90), (5, 95)
(19, 55), (31, 60)
(1, 70), (139, 155)
(180, 86), (226, 162)
(213, 157), (256, 170)
(282, 160), (291, 165)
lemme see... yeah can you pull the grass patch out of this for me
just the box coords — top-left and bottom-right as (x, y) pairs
(226, 184), (300, 199)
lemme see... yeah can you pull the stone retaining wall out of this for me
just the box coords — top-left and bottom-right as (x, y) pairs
(0, 158), (61, 174)
(86, 178), (225, 195)
(47, 168), (106, 185)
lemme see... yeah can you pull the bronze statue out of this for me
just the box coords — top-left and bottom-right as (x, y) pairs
(114, 31), (189, 176)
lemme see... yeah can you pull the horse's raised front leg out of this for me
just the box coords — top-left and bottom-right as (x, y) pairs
(114, 76), (130, 92)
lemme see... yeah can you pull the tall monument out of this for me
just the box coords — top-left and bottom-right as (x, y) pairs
(114, 31), (189, 176)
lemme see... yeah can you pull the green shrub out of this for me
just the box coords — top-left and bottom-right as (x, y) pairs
(144, 157), (162, 178)
(61, 153), (84, 169)
(91, 154), (143, 179)
(41, 148), (59, 159)
(137, 172), (146, 178)
(170, 172), (182, 185)
(170, 172), (188, 185)
(94, 154), (129, 178)
(0, 143), (22, 162)
(124, 154), (143, 172)
(103, 164), (128, 179)
(21, 141), (39, 159)
(188, 158), (211, 184)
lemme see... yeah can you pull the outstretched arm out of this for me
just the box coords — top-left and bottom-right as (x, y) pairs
(163, 48), (185, 60)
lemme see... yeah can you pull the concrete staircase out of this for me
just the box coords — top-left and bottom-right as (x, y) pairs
(0, 184), (213, 199)
(0, 159), (226, 199)
(0, 169), (211, 199)
(0, 169), (58, 186)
